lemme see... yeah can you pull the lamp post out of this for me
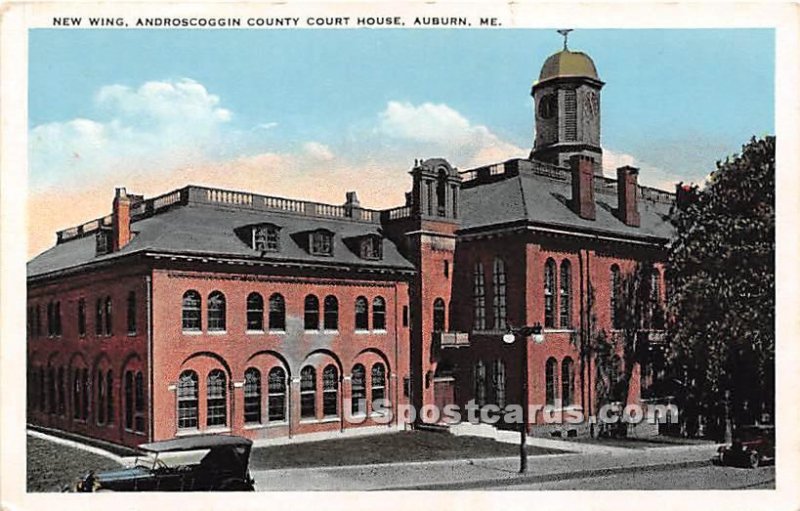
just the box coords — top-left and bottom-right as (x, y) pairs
(503, 322), (544, 474)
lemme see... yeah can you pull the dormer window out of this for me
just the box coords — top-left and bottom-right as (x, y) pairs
(360, 235), (383, 260)
(252, 224), (280, 252)
(310, 229), (334, 256)
(96, 230), (111, 255)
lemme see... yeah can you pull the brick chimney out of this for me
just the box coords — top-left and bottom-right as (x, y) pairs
(112, 187), (131, 251)
(570, 155), (596, 220)
(616, 166), (640, 227)
(343, 191), (361, 218)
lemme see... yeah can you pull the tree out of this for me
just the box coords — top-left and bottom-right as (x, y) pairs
(667, 136), (775, 440)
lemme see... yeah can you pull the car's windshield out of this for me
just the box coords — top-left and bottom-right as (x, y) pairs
(134, 449), (211, 469)
(734, 427), (769, 441)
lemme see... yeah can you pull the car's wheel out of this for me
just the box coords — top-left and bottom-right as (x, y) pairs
(748, 451), (760, 468)
(216, 479), (251, 491)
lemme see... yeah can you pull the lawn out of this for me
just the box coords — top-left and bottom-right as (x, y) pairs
(27, 435), (123, 492)
(250, 430), (566, 470)
(569, 435), (716, 450)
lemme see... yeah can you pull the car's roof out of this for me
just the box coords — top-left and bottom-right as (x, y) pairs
(138, 435), (253, 453)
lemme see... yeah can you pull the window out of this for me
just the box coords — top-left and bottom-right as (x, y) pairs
(106, 370), (113, 424)
(243, 368), (261, 424)
(34, 305), (41, 338)
(544, 259), (556, 328)
(57, 367), (65, 416)
(444, 260), (449, 278)
(561, 358), (575, 406)
(95, 298), (103, 336)
(246, 293), (264, 331)
(104, 296), (112, 335)
(433, 298), (446, 332)
(473, 263), (486, 330)
(545, 357), (558, 406)
(371, 363), (386, 412)
(96, 230), (111, 255)
(492, 258), (507, 329)
(81, 368), (89, 420)
(490, 360), (506, 408)
(97, 370), (106, 425)
(651, 269), (664, 329)
(207, 292), (226, 332)
(402, 306), (409, 327)
(206, 370), (227, 427)
(360, 236), (382, 260)
(55, 301), (62, 336)
(355, 297), (369, 331)
(47, 367), (55, 414)
(268, 293), (285, 331)
(310, 230), (333, 256)
(127, 291), (137, 334)
(436, 168), (447, 216)
(610, 265), (621, 329)
(78, 299), (86, 337)
(72, 369), (81, 419)
(38, 367), (45, 412)
(134, 371), (145, 432)
(253, 224), (280, 252)
(177, 370), (198, 430)
(324, 295), (338, 331)
(304, 295), (319, 331)
(351, 364), (366, 415)
(182, 291), (201, 331)
(323, 365), (339, 417)
(610, 355), (623, 400)
(300, 366), (316, 419)
(372, 297), (386, 330)
(47, 302), (54, 336)
(474, 361), (487, 407)
(268, 367), (287, 422)
(560, 260), (572, 328)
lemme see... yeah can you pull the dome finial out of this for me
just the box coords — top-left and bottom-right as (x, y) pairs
(557, 29), (573, 50)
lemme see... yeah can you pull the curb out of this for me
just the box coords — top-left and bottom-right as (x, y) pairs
(27, 428), (128, 464)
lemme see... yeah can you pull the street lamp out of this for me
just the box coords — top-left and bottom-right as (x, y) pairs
(503, 322), (544, 474)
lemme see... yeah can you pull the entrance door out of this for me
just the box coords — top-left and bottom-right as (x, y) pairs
(433, 377), (455, 419)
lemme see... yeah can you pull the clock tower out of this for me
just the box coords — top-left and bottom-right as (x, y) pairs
(531, 32), (604, 175)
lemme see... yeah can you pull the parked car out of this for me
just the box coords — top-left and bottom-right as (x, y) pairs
(68, 435), (255, 491)
(715, 425), (775, 468)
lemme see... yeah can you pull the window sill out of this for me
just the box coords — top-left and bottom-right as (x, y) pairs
(207, 330), (227, 336)
(268, 330), (286, 335)
(299, 417), (340, 425)
(373, 329), (387, 335)
(127, 332), (138, 337)
(246, 330), (265, 335)
(244, 421), (289, 430)
(182, 330), (203, 336)
(354, 330), (370, 335)
(323, 330), (339, 335)
(204, 426), (231, 433)
(304, 330), (322, 334)
(543, 328), (575, 333)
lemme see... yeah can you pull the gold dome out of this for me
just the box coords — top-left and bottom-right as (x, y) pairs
(538, 49), (599, 82)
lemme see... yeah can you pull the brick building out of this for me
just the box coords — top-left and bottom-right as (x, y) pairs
(27, 43), (673, 446)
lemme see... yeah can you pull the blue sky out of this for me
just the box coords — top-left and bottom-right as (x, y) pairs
(27, 28), (774, 253)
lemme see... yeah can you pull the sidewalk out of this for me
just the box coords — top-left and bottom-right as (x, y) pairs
(251, 438), (719, 491)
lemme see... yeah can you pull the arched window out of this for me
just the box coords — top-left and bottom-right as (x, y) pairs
(81, 368), (89, 420)
(106, 370), (113, 424)
(492, 258), (507, 329)
(78, 299), (86, 337)
(300, 366), (316, 419)
(243, 368), (261, 424)
(561, 357), (575, 406)
(610, 265), (621, 329)
(474, 361), (487, 407)
(324, 295), (339, 331)
(177, 370), (198, 430)
(351, 364), (366, 415)
(127, 291), (137, 334)
(57, 367), (65, 416)
(182, 291), (201, 331)
(436, 168), (447, 216)
(268, 293), (285, 331)
(545, 357), (558, 406)
(72, 369), (81, 419)
(473, 263), (486, 330)
(206, 370), (227, 427)
(491, 360), (506, 408)
(47, 366), (56, 414)
(433, 298), (446, 332)
(373, 297), (386, 331)
(304, 295), (319, 331)
(134, 371), (145, 432)
(47, 302), (54, 336)
(96, 370), (106, 425)
(95, 298), (103, 336)
(246, 293), (264, 331)
(54, 301), (62, 336)
(38, 367), (45, 413)
(323, 365), (339, 417)
(544, 258), (556, 328)
(371, 363), (386, 411)
(355, 297), (369, 331)
(104, 296), (112, 335)
(207, 292), (226, 332)
(268, 367), (287, 422)
(560, 260), (572, 328)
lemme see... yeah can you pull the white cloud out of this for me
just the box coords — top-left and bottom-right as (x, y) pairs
(303, 141), (335, 161)
(603, 148), (682, 191)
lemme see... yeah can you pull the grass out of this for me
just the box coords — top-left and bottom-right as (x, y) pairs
(27, 435), (123, 492)
(569, 435), (716, 450)
(250, 430), (566, 470)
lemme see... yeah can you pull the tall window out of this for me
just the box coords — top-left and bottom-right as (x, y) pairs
(323, 365), (339, 417)
(182, 291), (201, 332)
(490, 360), (506, 408)
(268, 293), (285, 331)
(651, 269), (664, 329)
(72, 369), (81, 419)
(243, 368), (261, 424)
(436, 168), (447, 216)
(473, 263), (486, 330)
(95, 299), (103, 336)
(55, 301), (62, 336)
(104, 296), (112, 335)
(57, 367), (65, 416)
(351, 364), (366, 415)
(561, 357), (575, 406)
(96, 370), (106, 425)
(354, 297), (369, 331)
(127, 291), (137, 334)
(207, 292), (226, 332)
(371, 363), (386, 411)
(47, 367), (55, 414)
(610, 355), (623, 400)
(545, 357), (558, 406)
(81, 368), (89, 420)
(134, 371), (145, 432)
(268, 367), (287, 422)
(47, 302), (54, 336)
(177, 370), (198, 430)
(559, 260), (572, 328)
(433, 298), (446, 332)
(78, 299), (86, 337)
(492, 258), (507, 329)
(246, 293), (264, 331)
(324, 295), (338, 331)
(474, 361), (487, 407)
(544, 259), (556, 328)
(300, 366), (316, 419)
(106, 370), (113, 424)
(610, 265), (621, 329)
(372, 297), (386, 330)
(206, 370), (227, 427)
(304, 295), (319, 331)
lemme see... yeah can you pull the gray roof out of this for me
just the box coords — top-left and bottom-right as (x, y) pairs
(28, 201), (415, 279)
(139, 434), (252, 452)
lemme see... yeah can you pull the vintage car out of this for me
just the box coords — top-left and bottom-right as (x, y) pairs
(70, 435), (255, 492)
(715, 425), (775, 468)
